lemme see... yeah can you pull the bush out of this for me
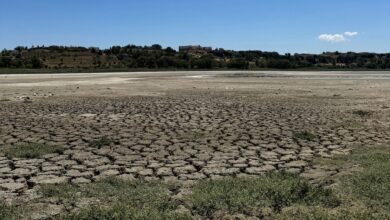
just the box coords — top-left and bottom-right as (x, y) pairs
(88, 137), (112, 148)
(293, 131), (316, 142)
(2, 143), (64, 159)
(352, 110), (371, 117)
(189, 173), (340, 218)
(60, 205), (194, 220)
(347, 148), (390, 211)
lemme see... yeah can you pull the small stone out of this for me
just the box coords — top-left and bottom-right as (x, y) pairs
(285, 160), (308, 168)
(41, 166), (64, 172)
(12, 168), (34, 176)
(65, 170), (93, 178)
(156, 167), (173, 176)
(0, 167), (12, 173)
(173, 165), (197, 174)
(71, 177), (91, 184)
(117, 174), (135, 182)
(0, 182), (25, 192)
(138, 169), (154, 176)
(245, 165), (276, 174)
(30, 175), (69, 185)
(99, 169), (120, 177)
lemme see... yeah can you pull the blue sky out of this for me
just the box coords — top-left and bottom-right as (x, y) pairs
(1, 0), (389, 53)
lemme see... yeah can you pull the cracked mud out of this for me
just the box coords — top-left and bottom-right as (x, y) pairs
(1, 71), (390, 206)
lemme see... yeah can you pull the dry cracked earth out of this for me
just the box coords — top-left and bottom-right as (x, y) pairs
(1, 71), (390, 217)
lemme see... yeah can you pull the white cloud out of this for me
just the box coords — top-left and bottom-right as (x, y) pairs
(318, 31), (358, 43)
(318, 34), (346, 42)
(344, 31), (358, 37)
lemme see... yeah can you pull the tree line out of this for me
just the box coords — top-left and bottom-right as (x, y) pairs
(1, 44), (390, 70)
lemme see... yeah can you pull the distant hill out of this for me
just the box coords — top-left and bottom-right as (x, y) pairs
(1, 44), (390, 72)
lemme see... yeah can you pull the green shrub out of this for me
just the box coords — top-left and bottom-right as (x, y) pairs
(2, 143), (64, 159)
(347, 148), (390, 211)
(189, 172), (340, 218)
(0, 202), (21, 220)
(272, 206), (390, 220)
(60, 205), (194, 220)
(41, 179), (189, 219)
(88, 137), (112, 148)
(352, 110), (371, 117)
(293, 131), (316, 142)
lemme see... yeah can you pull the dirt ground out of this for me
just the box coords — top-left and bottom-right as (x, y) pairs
(1, 71), (390, 217)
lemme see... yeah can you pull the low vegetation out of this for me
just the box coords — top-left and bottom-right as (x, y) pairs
(40, 179), (192, 220)
(344, 146), (390, 212)
(88, 137), (112, 148)
(352, 110), (372, 117)
(293, 131), (317, 142)
(314, 145), (390, 219)
(0, 202), (15, 220)
(190, 173), (339, 218)
(1, 143), (64, 159)
(1, 45), (390, 71)
(23, 173), (340, 219)
(1, 145), (390, 219)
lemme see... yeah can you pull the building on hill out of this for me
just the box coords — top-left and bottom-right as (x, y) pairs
(179, 45), (212, 52)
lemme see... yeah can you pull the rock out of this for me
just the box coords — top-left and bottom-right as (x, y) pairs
(0, 182), (26, 192)
(117, 174), (135, 181)
(245, 165), (276, 174)
(29, 175), (69, 185)
(65, 170), (93, 178)
(0, 167), (12, 173)
(173, 165), (197, 174)
(171, 205), (192, 216)
(56, 160), (78, 166)
(280, 155), (297, 161)
(41, 166), (64, 172)
(179, 173), (207, 180)
(29, 204), (64, 220)
(71, 177), (91, 184)
(12, 168), (36, 177)
(260, 151), (279, 160)
(285, 160), (308, 168)
(202, 167), (240, 175)
(100, 169), (120, 176)
(138, 169), (154, 176)
(156, 167), (173, 176)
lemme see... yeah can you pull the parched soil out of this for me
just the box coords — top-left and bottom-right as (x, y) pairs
(1, 71), (390, 218)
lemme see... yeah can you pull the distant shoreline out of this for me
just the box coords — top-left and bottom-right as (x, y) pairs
(1, 68), (390, 75)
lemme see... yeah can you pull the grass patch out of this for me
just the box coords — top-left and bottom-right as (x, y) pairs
(40, 178), (191, 219)
(88, 137), (112, 148)
(7, 145), (390, 219)
(272, 206), (390, 220)
(345, 146), (390, 211)
(352, 110), (372, 117)
(60, 205), (194, 220)
(1, 143), (64, 159)
(0, 202), (15, 220)
(189, 172), (340, 218)
(293, 131), (316, 142)
(314, 145), (390, 217)
(331, 119), (363, 130)
(0, 202), (29, 220)
(37, 174), (341, 219)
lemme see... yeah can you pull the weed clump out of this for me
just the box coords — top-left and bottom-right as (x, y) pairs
(189, 172), (340, 218)
(88, 137), (112, 148)
(2, 143), (64, 159)
(293, 131), (316, 142)
(353, 110), (371, 117)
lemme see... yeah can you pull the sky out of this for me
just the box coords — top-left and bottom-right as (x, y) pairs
(0, 0), (389, 54)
